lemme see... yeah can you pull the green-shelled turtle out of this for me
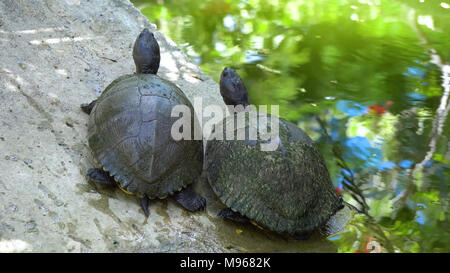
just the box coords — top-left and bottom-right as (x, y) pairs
(205, 67), (351, 239)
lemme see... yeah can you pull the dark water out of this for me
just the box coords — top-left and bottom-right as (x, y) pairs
(132, 0), (450, 252)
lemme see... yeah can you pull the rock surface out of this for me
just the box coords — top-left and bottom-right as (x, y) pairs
(0, 0), (337, 252)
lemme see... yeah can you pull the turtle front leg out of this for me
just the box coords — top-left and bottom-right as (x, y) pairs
(217, 208), (250, 224)
(172, 185), (206, 212)
(80, 99), (97, 115)
(86, 168), (116, 186)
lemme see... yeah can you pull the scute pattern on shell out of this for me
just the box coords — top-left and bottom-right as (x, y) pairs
(205, 112), (342, 235)
(88, 74), (203, 198)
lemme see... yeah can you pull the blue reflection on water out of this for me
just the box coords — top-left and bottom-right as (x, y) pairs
(328, 117), (341, 141)
(424, 160), (433, 168)
(379, 161), (396, 171)
(343, 137), (384, 169)
(398, 160), (414, 168)
(415, 211), (425, 225)
(344, 137), (373, 160)
(336, 100), (367, 117)
(407, 93), (426, 104)
(329, 235), (342, 241)
(404, 66), (425, 79)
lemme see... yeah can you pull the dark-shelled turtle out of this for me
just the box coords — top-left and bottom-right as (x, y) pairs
(81, 28), (205, 217)
(205, 67), (351, 239)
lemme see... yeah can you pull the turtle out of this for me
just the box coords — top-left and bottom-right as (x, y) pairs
(204, 67), (351, 239)
(80, 28), (206, 217)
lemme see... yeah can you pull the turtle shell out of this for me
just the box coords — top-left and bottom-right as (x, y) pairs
(205, 110), (343, 235)
(88, 74), (203, 198)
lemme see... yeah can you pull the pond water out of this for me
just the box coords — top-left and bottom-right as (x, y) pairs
(132, 0), (449, 253)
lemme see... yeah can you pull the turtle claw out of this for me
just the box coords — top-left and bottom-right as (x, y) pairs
(140, 196), (150, 217)
(172, 185), (206, 212)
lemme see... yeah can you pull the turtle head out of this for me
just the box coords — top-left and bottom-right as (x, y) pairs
(133, 28), (160, 74)
(220, 67), (250, 108)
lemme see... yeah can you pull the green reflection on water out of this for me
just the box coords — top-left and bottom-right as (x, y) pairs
(132, 0), (450, 253)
